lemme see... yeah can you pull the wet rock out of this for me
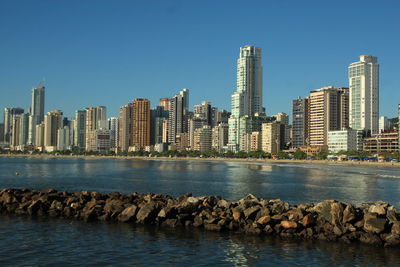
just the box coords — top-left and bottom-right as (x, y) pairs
(364, 213), (386, 234)
(342, 204), (357, 224)
(359, 232), (382, 246)
(118, 205), (138, 222)
(270, 199), (288, 214)
(383, 234), (400, 247)
(243, 206), (260, 221)
(104, 199), (125, 214)
(386, 206), (399, 223)
(27, 200), (42, 215)
(136, 202), (159, 224)
(286, 208), (304, 221)
(217, 199), (231, 209)
(162, 219), (182, 228)
(232, 209), (242, 221)
(368, 204), (386, 216)
(256, 215), (271, 225)
(391, 222), (400, 235)
(281, 221), (298, 229)
(193, 215), (203, 227)
(302, 214), (315, 227)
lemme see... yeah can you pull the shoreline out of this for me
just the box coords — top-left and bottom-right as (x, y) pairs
(1, 153), (400, 168)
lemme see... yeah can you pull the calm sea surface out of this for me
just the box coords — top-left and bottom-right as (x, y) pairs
(1, 156), (400, 266)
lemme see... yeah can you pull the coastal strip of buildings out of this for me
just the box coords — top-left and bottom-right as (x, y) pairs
(1, 47), (399, 155)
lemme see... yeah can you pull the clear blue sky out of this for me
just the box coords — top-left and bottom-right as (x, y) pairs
(1, 0), (399, 121)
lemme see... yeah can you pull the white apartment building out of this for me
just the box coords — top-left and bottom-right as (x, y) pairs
(348, 55), (379, 134)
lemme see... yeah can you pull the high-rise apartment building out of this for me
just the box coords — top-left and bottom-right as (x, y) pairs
(118, 103), (134, 152)
(236, 46), (263, 115)
(10, 115), (21, 149)
(261, 122), (280, 154)
(150, 106), (168, 145)
(274, 112), (290, 149)
(0, 123), (4, 144)
(28, 83), (45, 144)
(348, 55), (379, 135)
(3, 107), (24, 144)
(168, 89), (189, 144)
(74, 110), (86, 150)
(193, 125), (212, 152)
(57, 126), (71, 151)
(108, 117), (119, 149)
(159, 98), (171, 111)
(308, 86), (349, 148)
(18, 113), (30, 148)
(189, 116), (208, 150)
(212, 123), (229, 153)
(35, 123), (45, 151)
(44, 110), (63, 152)
(133, 99), (151, 148)
(194, 101), (212, 125)
(292, 97), (309, 148)
(378, 116), (390, 133)
(228, 45), (263, 151)
(85, 106), (107, 151)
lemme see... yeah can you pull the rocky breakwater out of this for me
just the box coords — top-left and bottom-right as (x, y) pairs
(1, 188), (400, 247)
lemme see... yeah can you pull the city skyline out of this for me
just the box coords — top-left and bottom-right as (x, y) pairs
(1, 1), (400, 120)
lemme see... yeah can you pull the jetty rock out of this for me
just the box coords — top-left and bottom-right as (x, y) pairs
(0, 188), (399, 247)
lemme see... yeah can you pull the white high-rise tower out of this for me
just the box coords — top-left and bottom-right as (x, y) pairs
(348, 55), (379, 135)
(228, 45), (263, 151)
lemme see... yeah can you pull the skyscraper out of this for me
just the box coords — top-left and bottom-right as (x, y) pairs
(74, 110), (86, 150)
(348, 55), (379, 135)
(292, 97), (309, 148)
(159, 98), (171, 111)
(308, 86), (349, 147)
(194, 101), (212, 125)
(3, 107), (24, 144)
(133, 98), (151, 148)
(168, 89), (189, 144)
(118, 103), (134, 152)
(108, 117), (119, 149)
(28, 82), (45, 144)
(228, 45), (263, 151)
(150, 106), (168, 145)
(236, 46), (263, 115)
(44, 110), (63, 152)
(85, 106), (107, 151)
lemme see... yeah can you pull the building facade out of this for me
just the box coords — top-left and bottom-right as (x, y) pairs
(228, 45), (263, 151)
(44, 110), (63, 152)
(308, 86), (349, 148)
(28, 83), (45, 145)
(261, 122), (280, 154)
(349, 55), (379, 135)
(133, 99), (151, 148)
(168, 89), (189, 144)
(85, 106), (107, 151)
(327, 129), (362, 153)
(292, 97), (309, 148)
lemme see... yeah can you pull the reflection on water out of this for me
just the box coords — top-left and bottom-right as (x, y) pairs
(2, 214), (398, 266)
(1, 157), (400, 208)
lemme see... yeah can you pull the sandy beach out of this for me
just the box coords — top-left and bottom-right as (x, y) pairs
(1, 153), (399, 168)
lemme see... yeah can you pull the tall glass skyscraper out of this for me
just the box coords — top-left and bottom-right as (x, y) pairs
(228, 45), (263, 151)
(348, 55), (379, 135)
(28, 83), (45, 144)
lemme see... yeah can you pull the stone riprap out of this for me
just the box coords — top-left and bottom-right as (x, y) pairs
(1, 188), (399, 247)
